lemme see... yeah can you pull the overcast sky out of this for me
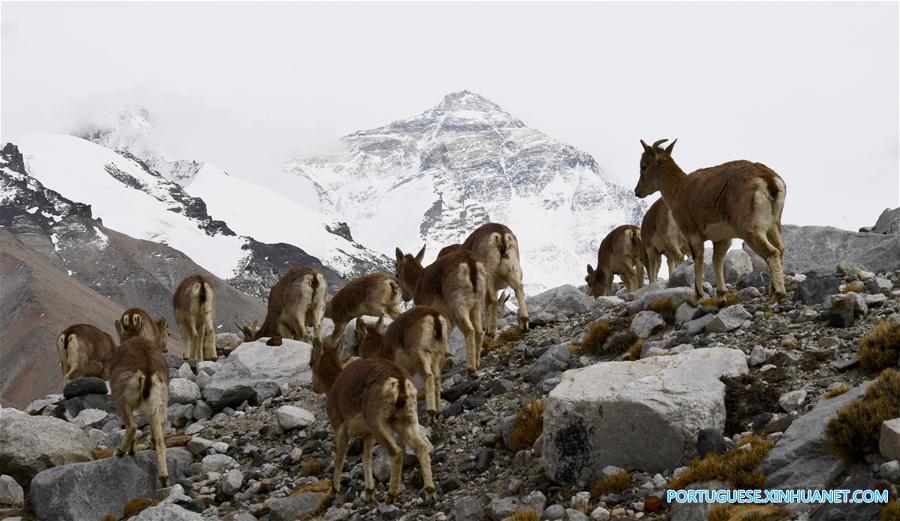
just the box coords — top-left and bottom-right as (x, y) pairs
(2, 1), (898, 230)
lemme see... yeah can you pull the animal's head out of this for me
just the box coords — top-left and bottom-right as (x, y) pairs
(115, 310), (144, 342)
(635, 138), (677, 198)
(585, 264), (604, 298)
(355, 316), (385, 356)
(394, 245), (426, 302)
(235, 320), (259, 342)
(310, 334), (343, 395)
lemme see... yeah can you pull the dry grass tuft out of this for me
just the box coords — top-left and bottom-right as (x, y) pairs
(709, 504), (789, 521)
(103, 515), (117, 521)
(502, 508), (541, 521)
(165, 434), (192, 447)
(881, 501), (900, 521)
(579, 320), (613, 355)
(509, 400), (546, 451)
(301, 458), (326, 477)
(92, 447), (116, 460)
(291, 479), (332, 495)
(721, 374), (780, 437)
(648, 298), (679, 323)
(670, 435), (773, 490)
(859, 320), (900, 374)
(843, 281), (865, 293)
(605, 330), (642, 358)
(827, 368), (900, 459)
(497, 327), (523, 343)
(122, 497), (161, 518)
(627, 339), (646, 361)
(592, 470), (631, 496)
(825, 384), (852, 399)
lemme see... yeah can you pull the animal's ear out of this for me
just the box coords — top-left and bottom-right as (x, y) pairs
(395, 247), (404, 264)
(157, 317), (167, 329)
(355, 317), (367, 340)
(375, 315), (384, 331)
(415, 245), (426, 263)
(664, 138), (677, 155)
(586, 264), (594, 275)
(115, 319), (123, 337)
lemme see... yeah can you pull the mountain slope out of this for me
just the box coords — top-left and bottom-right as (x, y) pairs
(283, 90), (647, 292)
(0, 143), (266, 407)
(76, 111), (391, 292)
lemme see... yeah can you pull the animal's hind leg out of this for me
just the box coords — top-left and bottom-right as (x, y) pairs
(361, 435), (376, 501)
(116, 405), (138, 457)
(486, 293), (498, 338)
(470, 304), (484, 366)
(149, 407), (168, 486)
(371, 424), (403, 502)
(203, 316), (216, 361)
(751, 230), (786, 298)
(456, 313), (478, 374)
(511, 278), (529, 331)
(332, 425), (349, 493)
(398, 420), (436, 501)
(689, 240), (706, 301)
(712, 239), (731, 295)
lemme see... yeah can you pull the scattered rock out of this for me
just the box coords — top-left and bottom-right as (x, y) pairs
(543, 348), (748, 481)
(794, 274), (842, 305)
(528, 285), (598, 316)
(201, 453), (237, 474)
(529, 344), (574, 383)
(0, 414), (93, 486)
(0, 474), (24, 506)
(487, 496), (521, 519)
(872, 207), (900, 234)
(782, 224), (900, 275)
(269, 491), (329, 521)
(880, 418), (900, 461)
(705, 305), (752, 333)
(696, 428), (727, 458)
(778, 390), (808, 413)
(29, 448), (192, 521)
(62, 377), (108, 399)
(749, 346), (775, 367)
(221, 469), (243, 496)
(276, 405), (315, 432)
(168, 378), (201, 405)
(631, 311), (665, 338)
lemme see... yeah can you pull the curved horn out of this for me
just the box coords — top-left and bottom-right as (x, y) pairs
(652, 139), (668, 148)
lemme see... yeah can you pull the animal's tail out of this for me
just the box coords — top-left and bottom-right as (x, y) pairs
(198, 281), (207, 305)
(140, 371), (152, 400)
(498, 232), (508, 258)
(309, 273), (320, 293)
(433, 313), (443, 340)
(395, 376), (408, 408)
(767, 177), (787, 226)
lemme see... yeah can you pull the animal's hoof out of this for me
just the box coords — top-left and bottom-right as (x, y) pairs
(114, 448), (125, 458)
(385, 492), (399, 504)
(363, 487), (376, 502)
(158, 476), (169, 487)
(519, 316), (530, 331)
(422, 486), (437, 502)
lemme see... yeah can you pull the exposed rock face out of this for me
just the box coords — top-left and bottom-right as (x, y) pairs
(0, 414), (93, 486)
(29, 448), (193, 521)
(542, 348), (748, 482)
(872, 207), (900, 235)
(780, 224), (900, 275)
(761, 382), (869, 491)
(202, 339), (312, 410)
(527, 285), (599, 317)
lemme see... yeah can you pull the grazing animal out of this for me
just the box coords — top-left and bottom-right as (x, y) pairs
(109, 336), (170, 486)
(309, 337), (436, 502)
(115, 308), (168, 353)
(395, 247), (488, 373)
(586, 224), (645, 297)
(354, 306), (450, 420)
(634, 139), (787, 299)
(56, 324), (117, 383)
(325, 272), (401, 344)
(173, 275), (216, 363)
(641, 198), (689, 283)
(454, 223), (529, 334)
(237, 267), (326, 347)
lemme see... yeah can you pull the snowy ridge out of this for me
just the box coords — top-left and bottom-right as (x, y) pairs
(284, 90), (647, 292)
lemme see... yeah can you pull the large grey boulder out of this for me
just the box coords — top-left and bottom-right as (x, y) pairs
(668, 480), (728, 521)
(0, 474), (24, 506)
(762, 382), (870, 491)
(631, 311), (665, 338)
(0, 414), (93, 486)
(529, 344), (574, 383)
(668, 250), (753, 289)
(29, 448), (193, 521)
(704, 305), (752, 333)
(202, 338), (312, 410)
(872, 207), (900, 235)
(542, 348), (748, 483)
(781, 224), (900, 275)
(132, 502), (203, 521)
(527, 285), (597, 316)
(269, 491), (329, 521)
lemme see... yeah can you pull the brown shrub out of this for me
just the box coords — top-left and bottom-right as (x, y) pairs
(827, 369), (900, 459)
(844, 281), (865, 293)
(502, 508), (541, 521)
(627, 339), (646, 361)
(605, 330), (641, 357)
(859, 320), (900, 374)
(122, 497), (161, 518)
(498, 327), (523, 343)
(825, 384), (851, 399)
(670, 435), (773, 490)
(579, 320), (612, 355)
(881, 501), (900, 521)
(648, 298), (679, 323)
(301, 459), (326, 476)
(91, 447), (116, 460)
(592, 470), (631, 496)
(509, 400), (546, 451)
(291, 480), (332, 495)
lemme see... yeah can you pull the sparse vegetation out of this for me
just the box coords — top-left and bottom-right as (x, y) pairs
(497, 327), (523, 343)
(859, 320), (900, 373)
(291, 480), (332, 495)
(502, 508), (541, 521)
(579, 319), (612, 355)
(881, 501), (900, 521)
(670, 435), (773, 490)
(827, 368), (900, 459)
(605, 330), (642, 358)
(843, 281), (865, 293)
(91, 447), (116, 460)
(648, 298), (678, 323)
(301, 458), (326, 476)
(509, 400), (546, 451)
(592, 469), (631, 496)
(122, 497), (161, 518)
(825, 384), (852, 399)
(627, 338), (646, 361)
(721, 374), (780, 436)
(709, 504), (789, 521)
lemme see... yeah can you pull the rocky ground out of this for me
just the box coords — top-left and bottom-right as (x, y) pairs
(1, 251), (900, 521)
